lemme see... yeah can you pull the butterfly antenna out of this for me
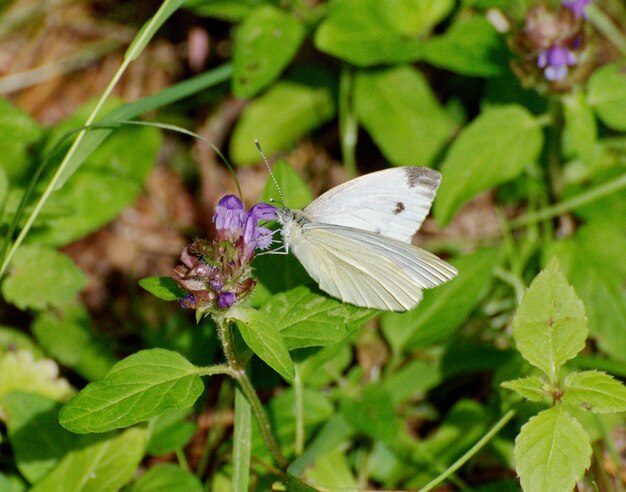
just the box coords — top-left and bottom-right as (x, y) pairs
(256, 139), (285, 206)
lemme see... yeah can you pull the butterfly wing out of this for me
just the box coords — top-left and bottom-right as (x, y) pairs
(302, 167), (441, 243)
(289, 223), (457, 311)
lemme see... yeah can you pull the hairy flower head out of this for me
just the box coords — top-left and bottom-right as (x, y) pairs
(173, 195), (277, 316)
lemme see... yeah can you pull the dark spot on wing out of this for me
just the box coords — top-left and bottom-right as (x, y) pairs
(393, 202), (405, 215)
(404, 167), (441, 190)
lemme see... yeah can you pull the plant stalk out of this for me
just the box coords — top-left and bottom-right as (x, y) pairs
(215, 317), (288, 469)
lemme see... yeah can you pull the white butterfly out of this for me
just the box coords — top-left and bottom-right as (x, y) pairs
(274, 166), (457, 312)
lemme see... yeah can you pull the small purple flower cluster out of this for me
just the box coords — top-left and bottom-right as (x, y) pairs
(514, 0), (591, 87)
(173, 195), (277, 314)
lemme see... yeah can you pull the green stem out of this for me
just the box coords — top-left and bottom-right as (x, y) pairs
(215, 317), (288, 469)
(294, 366), (305, 456)
(509, 172), (626, 229)
(339, 65), (358, 180)
(418, 410), (516, 492)
(587, 4), (626, 57)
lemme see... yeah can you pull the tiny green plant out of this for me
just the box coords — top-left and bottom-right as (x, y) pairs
(502, 258), (626, 491)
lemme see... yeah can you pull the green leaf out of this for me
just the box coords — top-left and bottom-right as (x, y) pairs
(230, 79), (335, 165)
(562, 90), (597, 162)
(379, 0), (454, 36)
(434, 105), (543, 226)
(381, 359), (442, 404)
(546, 223), (626, 362)
(562, 370), (626, 414)
(233, 5), (306, 98)
(232, 307), (295, 381)
(0, 326), (42, 357)
(59, 349), (203, 433)
(139, 276), (186, 301)
(30, 427), (147, 492)
(146, 408), (197, 456)
(34, 115), (161, 246)
(501, 376), (547, 403)
(262, 286), (377, 350)
(514, 406), (591, 492)
(3, 393), (76, 483)
(381, 247), (499, 353)
(314, 0), (425, 66)
(128, 463), (203, 492)
(512, 257), (587, 379)
(354, 65), (454, 166)
(340, 385), (400, 446)
(587, 63), (626, 131)
(261, 160), (313, 210)
(0, 166), (7, 206)
(1, 245), (87, 311)
(0, 99), (43, 183)
(186, 0), (260, 21)
(32, 307), (117, 381)
(306, 449), (358, 490)
(422, 17), (507, 76)
(233, 387), (251, 492)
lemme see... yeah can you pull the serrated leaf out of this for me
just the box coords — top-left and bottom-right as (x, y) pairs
(262, 286), (376, 350)
(230, 79), (335, 165)
(59, 349), (203, 433)
(515, 406), (591, 492)
(261, 160), (313, 210)
(587, 63), (626, 131)
(30, 427), (147, 492)
(422, 17), (508, 76)
(512, 258), (587, 379)
(563, 370), (626, 413)
(232, 307), (295, 381)
(314, 0), (425, 66)
(381, 247), (499, 352)
(501, 376), (547, 402)
(233, 5), (306, 98)
(354, 65), (454, 166)
(3, 393), (76, 483)
(127, 463), (203, 492)
(1, 245), (87, 311)
(139, 276), (186, 301)
(434, 105), (543, 226)
(546, 223), (626, 362)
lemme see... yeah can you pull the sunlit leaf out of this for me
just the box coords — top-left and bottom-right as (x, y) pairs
(128, 463), (203, 492)
(563, 370), (626, 413)
(233, 306), (295, 381)
(139, 276), (186, 302)
(515, 406), (591, 492)
(512, 257), (587, 379)
(30, 427), (147, 492)
(588, 62), (626, 131)
(59, 349), (203, 433)
(435, 105), (543, 226)
(262, 286), (376, 350)
(501, 376), (547, 403)
(354, 65), (454, 166)
(233, 5), (306, 98)
(1, 245), (87, 311)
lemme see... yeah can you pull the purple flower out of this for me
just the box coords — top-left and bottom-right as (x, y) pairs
(562, 0), (591, 19)
(213, 195), (246, 235)
(537, 46), (576, 81)
(172, 196), (278, 316)
(217, 292), (236, 309)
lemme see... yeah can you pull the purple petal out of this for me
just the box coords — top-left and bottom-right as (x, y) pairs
(255, 226), (274, 250)
(562, 0), (591, 19)
(217, 292), (236, 308)
(213, 195), (247, 233)
(249, 203), (278, 222)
